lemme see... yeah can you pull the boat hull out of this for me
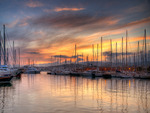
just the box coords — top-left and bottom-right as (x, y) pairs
(0, 76), (13, 81)
(102, 73), (112, 78)
(24, 71), (40, 74)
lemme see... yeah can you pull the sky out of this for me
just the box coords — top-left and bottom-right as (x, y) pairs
(0, 0), (150, 65)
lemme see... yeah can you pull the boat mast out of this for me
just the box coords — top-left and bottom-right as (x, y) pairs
(75, 44), (76, 64)
(101, 37), (102, 67)
(0, 31), (1, 66)
(110, 39), (112, 67)
(28, 58), (30, 66)
(7, 48), (8, 65)
(86, 55), (89, 65)
(15, 49), (16, 67)
(13, 41), (15, 67)
(97, 44), (98, 65)
(126, 30), (128, 68)
(134, 53), (135, 67)
(122, 37), (123, 67)
(33, 59), (34, 66)
(19, 48), (20, 67)
(116, 42), (117, 67)
(60, 55), (61, 65)
(138, 41), (139, 67)
(144, 29), (147, 67)
(3, 25), (6, 65)
(92, 44), (94, 62)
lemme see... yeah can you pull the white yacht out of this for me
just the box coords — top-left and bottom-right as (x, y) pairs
(0, 65), (13, 81)
(24, 66), (40, 74)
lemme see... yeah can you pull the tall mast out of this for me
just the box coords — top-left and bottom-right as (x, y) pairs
(134, 53), (135, 67)
(28, 58), (30, 66)
(92, 44), (94, 62)
(82, 53), (83, 64)
(77, 53), (78, 64)
(60, 55), (61, 65)
(86, 55), (89, 65)
(0, 31), (1, 65)
(110, 39), (112, 67)
(33, 59), (34, 66)
(15, 49), (16, 67)
(3, 25), (6, 65)
(19, 48), (20, 67)
(51, 56), (52, 66)
(138, 41), (139, 66)
(7, 48), (8, 65)
(13, 41), (15, 67)
(122, 37), (123, 67)
(75, 44), (76, 64)
(116, 42), (117, 66)
(97, 44), (98, 64)
(101, 37), (102, 67)
(126, 30), (128, 67)
(144, 29), (147, 67)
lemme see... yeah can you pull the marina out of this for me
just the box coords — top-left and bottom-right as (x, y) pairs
(0, 0), (150, 112)
(0, 20), (150, 113)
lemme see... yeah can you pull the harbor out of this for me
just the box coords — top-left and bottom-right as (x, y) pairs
(0, 0), (150, 113)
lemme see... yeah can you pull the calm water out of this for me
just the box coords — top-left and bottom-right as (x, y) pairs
(0, 72), (150, 113)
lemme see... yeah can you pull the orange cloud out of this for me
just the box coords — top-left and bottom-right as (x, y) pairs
(26, 1), (43, 8)
(54, 7), (85, 12)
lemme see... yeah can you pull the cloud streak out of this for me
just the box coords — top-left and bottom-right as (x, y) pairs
(54, 7), (85, 12)
(26, 1), (43, 8)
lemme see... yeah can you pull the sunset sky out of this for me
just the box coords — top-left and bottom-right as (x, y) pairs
(0, 0), (150, 65)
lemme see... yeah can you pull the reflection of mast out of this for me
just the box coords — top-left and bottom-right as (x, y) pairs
(0, 83), (12, 113)
(1, 87), (6, 113)
(115, 79), (118, 112)
(121, 80), (125, 112)
(145, 81), (148, 113)
(100, 79), (103, 111)
(125, 80), (128, 113)
(110, 79), (112, 112)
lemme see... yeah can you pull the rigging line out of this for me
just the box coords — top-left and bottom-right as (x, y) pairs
(4, 29), (14, 66)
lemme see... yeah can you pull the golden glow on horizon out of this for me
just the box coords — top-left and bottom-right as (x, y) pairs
(19, 35), (150, 65)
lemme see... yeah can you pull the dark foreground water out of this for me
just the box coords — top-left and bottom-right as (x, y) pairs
(0, 72), (150, 113)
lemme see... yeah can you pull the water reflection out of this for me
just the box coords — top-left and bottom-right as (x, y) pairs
(0, 83), (13, 113)
(46, 75), (150, 113)
(0, 72), (150, 113)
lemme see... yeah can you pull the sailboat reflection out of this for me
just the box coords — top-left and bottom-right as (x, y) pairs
(0, 83), (13, 113)
(47, 75), (150, 113)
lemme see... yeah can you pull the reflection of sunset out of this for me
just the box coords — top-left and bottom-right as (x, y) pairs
(19, 73), (150, 113)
